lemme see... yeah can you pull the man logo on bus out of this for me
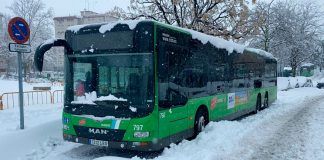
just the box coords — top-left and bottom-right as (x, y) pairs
(89, 128), (109, 135)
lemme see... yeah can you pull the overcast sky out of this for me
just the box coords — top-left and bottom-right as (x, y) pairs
(0, 0), (323, 17)
(0, 0), (130, 17)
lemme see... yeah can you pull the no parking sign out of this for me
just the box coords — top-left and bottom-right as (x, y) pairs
(8, 17), (30, 44)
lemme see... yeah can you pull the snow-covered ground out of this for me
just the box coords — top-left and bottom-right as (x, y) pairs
(0, 79), (64, 109)
(278, 69), (324, 91)
(0, 79), (63, 94)
(277, 76), (308, 90)
(0, 104), (63, 159)
(0, 77), (324, 160)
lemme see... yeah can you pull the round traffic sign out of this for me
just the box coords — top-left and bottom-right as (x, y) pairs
(8, 17), (30, 44)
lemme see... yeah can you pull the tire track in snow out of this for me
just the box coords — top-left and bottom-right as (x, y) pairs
(304, 100), (324, 160)
(248, 95), (324, 160)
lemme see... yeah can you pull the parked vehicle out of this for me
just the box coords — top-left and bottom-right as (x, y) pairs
(302, 79), (313, 87)
(316, 83), (324, 89)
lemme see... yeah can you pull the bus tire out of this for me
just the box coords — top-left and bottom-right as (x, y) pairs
(264, 92), (269, 108)
(193, 107), (208, 138)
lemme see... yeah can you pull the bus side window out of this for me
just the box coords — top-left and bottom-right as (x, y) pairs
(158, 44), (188, 108)
(207, 65), (225, 94)
(254, 80), (262, 88)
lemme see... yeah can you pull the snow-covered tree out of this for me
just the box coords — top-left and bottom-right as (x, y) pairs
(249, 0), (322, 76)
(248, 0), (275, 52)
(106, 6), (128, 20)
(8, 0), (54, 77)
(313, 41), (324, 71)
(0, 14), (17, 75)
(127, 0), (252, 40)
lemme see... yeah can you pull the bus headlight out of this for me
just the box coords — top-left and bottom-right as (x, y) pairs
(134, 132), (150, 138)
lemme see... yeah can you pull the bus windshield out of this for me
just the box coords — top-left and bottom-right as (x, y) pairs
(67, 53), (154, 117)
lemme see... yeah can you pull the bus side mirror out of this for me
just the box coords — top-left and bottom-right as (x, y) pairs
(34, 39), (72, 72)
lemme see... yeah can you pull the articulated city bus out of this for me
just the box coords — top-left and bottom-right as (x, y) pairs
(34, 20), (277, 151)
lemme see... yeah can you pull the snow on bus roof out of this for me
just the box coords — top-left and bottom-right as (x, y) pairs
(40, 38), (56, 48)
(181, 27), (245, 53)
(66, 19), (245, 53)
(67, 22), (106, 33)
(99, 20), (143, 33)
(245, 47), (276, 60)
(67, 24), (88, 33)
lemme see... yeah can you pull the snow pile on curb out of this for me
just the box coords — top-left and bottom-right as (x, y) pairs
(277, 76), (308, 91)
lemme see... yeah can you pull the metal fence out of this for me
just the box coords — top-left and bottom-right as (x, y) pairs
(52, 90), (64, 104)
(0, 90), (64, 110)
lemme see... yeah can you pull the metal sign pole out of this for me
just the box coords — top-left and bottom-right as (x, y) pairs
(8, 17), (30, 130)
(17, 51), (24, 129)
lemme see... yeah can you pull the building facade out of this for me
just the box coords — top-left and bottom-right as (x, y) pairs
(52, 10), (118, 71)
(54, 10), (117, 39)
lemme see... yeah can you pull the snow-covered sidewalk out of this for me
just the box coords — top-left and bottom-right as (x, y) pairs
(0, 104), (63, 159)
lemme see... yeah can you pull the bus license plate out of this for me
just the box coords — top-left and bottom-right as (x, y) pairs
(90, 139), (108, 147)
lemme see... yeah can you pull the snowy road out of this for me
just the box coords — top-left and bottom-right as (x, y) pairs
(1, 87), (324, 160)
(246, 95), (324, 160)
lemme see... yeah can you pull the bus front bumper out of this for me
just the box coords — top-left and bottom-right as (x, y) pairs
(63, 134), (165, 151)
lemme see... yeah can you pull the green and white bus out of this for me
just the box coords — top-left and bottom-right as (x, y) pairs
(34, 20), (277, 151)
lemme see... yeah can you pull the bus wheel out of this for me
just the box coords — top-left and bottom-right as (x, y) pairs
(257, 94), (262, 110)
(253, 94), (262, 113)
(264, 93), (269, 108)
(193, 108), (208, 137)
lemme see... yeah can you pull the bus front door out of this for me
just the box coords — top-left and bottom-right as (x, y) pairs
(158, 104), (188, 144)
